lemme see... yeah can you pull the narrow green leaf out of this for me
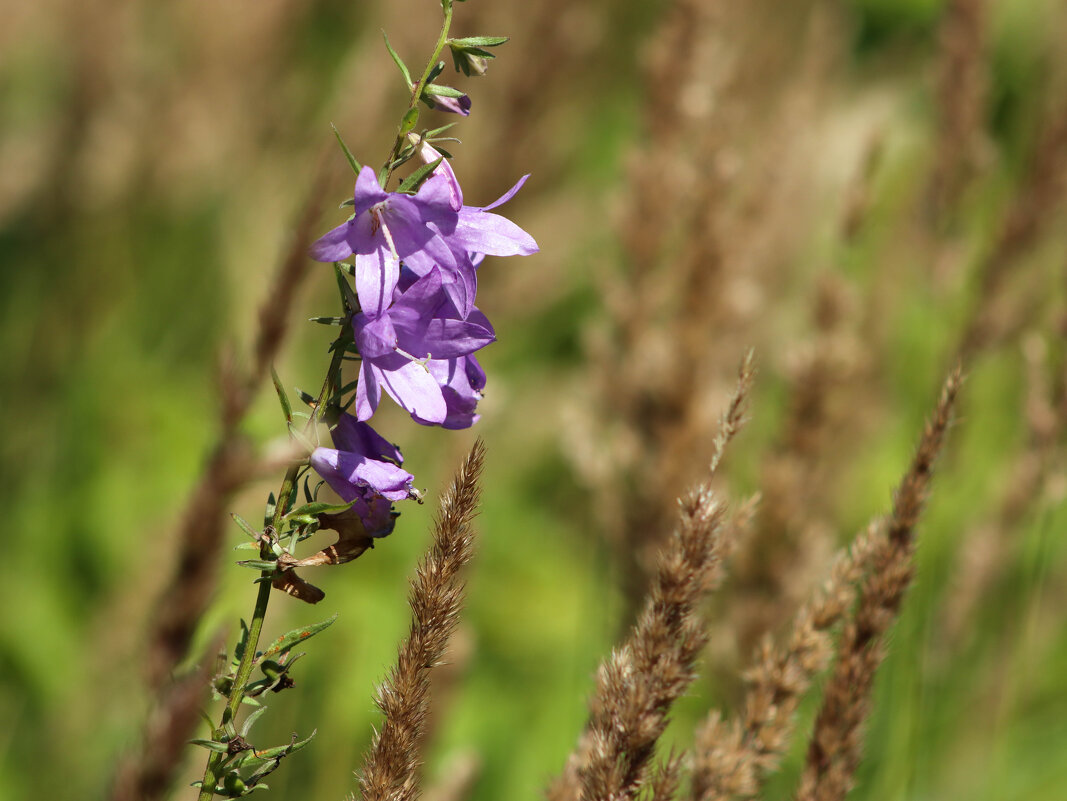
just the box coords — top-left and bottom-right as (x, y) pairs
(423, 83), (465, 98)
(397, 157), (443, 194)
(426, 61), (445, 84)
(259, 615), (338, 662)
(232, 514), (260, 541)
(240, 705), (269, 738)
(309, 316), (346, 326)
(286, 499), (354, 518)
(240, 729), (317, 764)
(189, 738), (230, 754)
(330, 124), (361, 174)
(263, 494), (276, 530)
(270, 367), (292, 424)
(424, 123), (457, 138)
(382, 31), (412, 86)
(399, 108), (419, 136)
(449, 35), (508, 47)
(237, 560), (278, 571)
(233, 541), (259, 551)
(295, 388), (316, 407)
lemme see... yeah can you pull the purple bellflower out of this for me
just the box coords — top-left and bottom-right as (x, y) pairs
(410, 353), (487, 430)
(309, 414), (415, 504)
(352, 267), (494, 423)
(410, 139), (539, 316)
(425, 92), (472, 116)
(309, 166), (460, 317)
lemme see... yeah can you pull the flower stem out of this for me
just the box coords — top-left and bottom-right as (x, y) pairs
(382, 3), (453, 187)
(196, 343), (347, 799)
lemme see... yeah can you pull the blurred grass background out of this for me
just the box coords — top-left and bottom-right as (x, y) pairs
(1, 0), (1065, 800)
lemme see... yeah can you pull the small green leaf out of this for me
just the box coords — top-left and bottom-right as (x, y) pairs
(232, 514), (260, 541)
(259, 615), (338, 662)
(270, 367), (292, 424)
(426, 62), (445, 84)
(189, 738), (230, 754)
(233, 541), (259, 551)
(330, 124), (362, 174)
(263, 494), (276, 530)
(309, 316), (346, 326)
(398, 157), (443, 194)
(295, 388), (316, 407)
(241, 729), (317, 763)
(382, 31), (412, 86)
(424, 123), (457, 138)
(240, 705), (269, 738)
(286, 499), (354, 518)
(399, 108), (419, 136)
(423, 83), (465, 98)
(237, 560), (278, 571)
(449, 35), (508, 48)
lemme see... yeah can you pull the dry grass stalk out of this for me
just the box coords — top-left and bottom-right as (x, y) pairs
(959, 95), (1067, 359)
(357, 441), (486, 801)
(928, 0), (989, 222)
(690, 522), (884, 801)
(647, 753), (685, 801)
(795, 368), (963, 801)
(549, 357), (754, 801)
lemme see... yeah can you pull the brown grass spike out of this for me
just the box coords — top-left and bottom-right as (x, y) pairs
(795, 368), (963, 801)
(549, 355), (755, 801)
(357, 440), (486, 801)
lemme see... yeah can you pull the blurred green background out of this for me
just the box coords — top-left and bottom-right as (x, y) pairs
(1, 0), (1065, 800)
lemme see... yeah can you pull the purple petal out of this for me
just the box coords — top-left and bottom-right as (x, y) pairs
(415, 318), (494, 358)
(353, 239), (399, 318)
(355, 361), (381, 421)
(414, 139), (463, 210)
(379, 360), (447, 423)
(479, 174), (529, 211)
(310, 447), (413, 502)
(332, 415), (403, 465)
(310, 221), (354, 262)
(451, 208), (539, 257)
(352, 166), (388, 217)
(430, 94), (471, 116)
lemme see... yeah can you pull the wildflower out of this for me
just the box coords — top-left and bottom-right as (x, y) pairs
(309, 414), (415, 505)
(410, 353), (487, 430)
(425, 92), (472, 116)
(309, 166), (459, 316)
(352, 267), (494, 423)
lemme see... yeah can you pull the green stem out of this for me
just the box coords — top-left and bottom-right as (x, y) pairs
(197, 344), (347, 799)
(382, 3), (454, 187)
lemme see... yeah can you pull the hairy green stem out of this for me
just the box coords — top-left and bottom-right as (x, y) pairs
(196, 343), (347, 799)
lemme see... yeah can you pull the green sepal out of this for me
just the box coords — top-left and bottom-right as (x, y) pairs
(399, 108), (419, 136)
(382, 31), (412, 87)
(449, 35), (508, 47)
(240, 705), (269, 738)
(233, 541), (260, 551)
(295, 388), (316, 407)
(232, 514), (260, 542)
(237, 560), (279, 571)
(189, 738), (230, 754)
(397, 157), (443, 195)
(330, 124), (362, 174)
(309, 316), (346, 326)
(270, 367), (292, 424)
(259, 615), (338, 662)
(424, 123), (457, 138)
(423, 83), (465, 98)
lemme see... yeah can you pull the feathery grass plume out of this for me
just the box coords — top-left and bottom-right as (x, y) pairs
(357, 440), (486, 801)
(795, 368), (963, 801)
(648, 753), (685, 801)
(689, 521), (883, 801)
(928, 0), (989, 224)
(549, 355), (754, 801)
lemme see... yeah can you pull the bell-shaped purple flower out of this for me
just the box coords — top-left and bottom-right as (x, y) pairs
(410, 353), (487, 430)
(410, 140), (539, 316)
(352, 267), (494, 423)
(310, 166), (460, 317)
(310, 415), (415, 505)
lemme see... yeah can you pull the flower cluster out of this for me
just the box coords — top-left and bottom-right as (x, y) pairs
(308, 141), (537, 512)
